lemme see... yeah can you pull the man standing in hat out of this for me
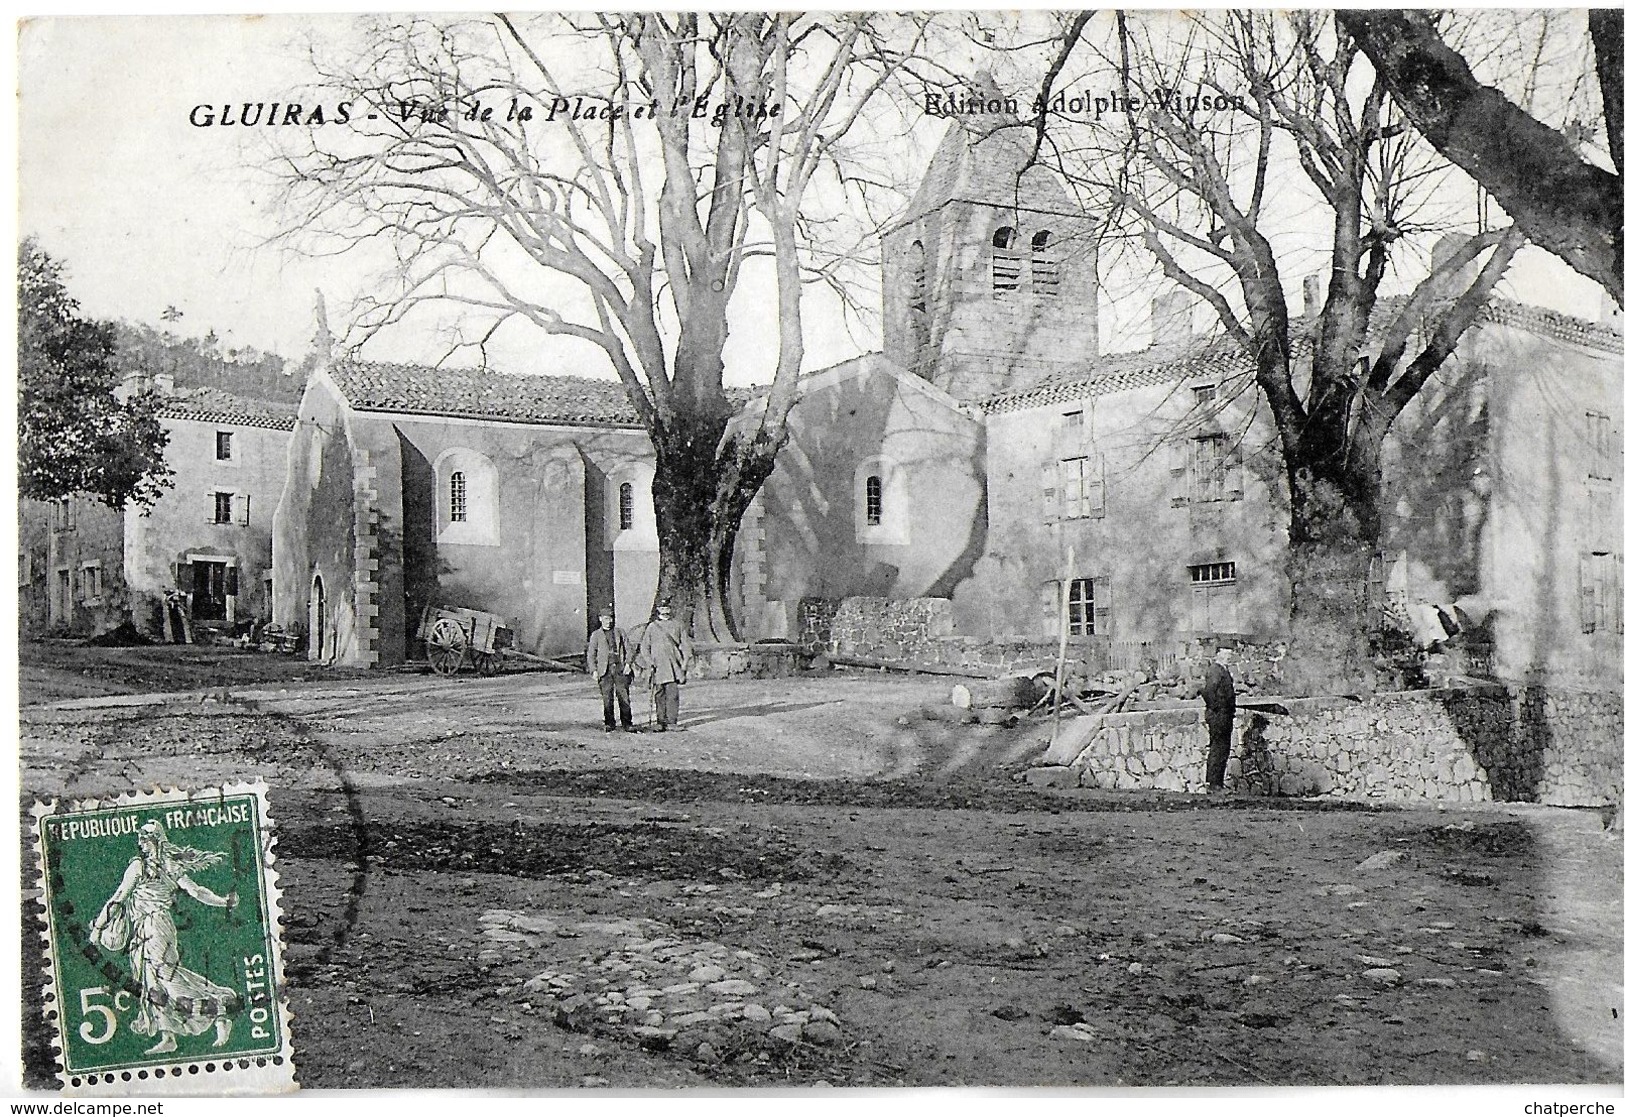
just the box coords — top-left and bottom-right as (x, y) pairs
(1200, 642), (1237, 793)
(637, 601), (691, 732)
(586, 610), (635, 732)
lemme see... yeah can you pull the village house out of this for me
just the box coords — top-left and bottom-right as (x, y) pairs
(956, 294), (1623, 687)
(19, 379), (296, 639)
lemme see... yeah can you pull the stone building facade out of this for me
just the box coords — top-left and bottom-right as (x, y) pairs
(959, 299), (1624, 688)
(729, 355), (985, 640)
(272, 362), (658, 666)
(18, 385), (295, 638)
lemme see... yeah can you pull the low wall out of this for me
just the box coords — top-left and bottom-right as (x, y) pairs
(1033, 684), (1621, 807)
(815, 596), (1286, 688)
(687, 641), (816, 680)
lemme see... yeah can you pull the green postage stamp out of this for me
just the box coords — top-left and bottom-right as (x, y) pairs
(31, 782), (296, 1094)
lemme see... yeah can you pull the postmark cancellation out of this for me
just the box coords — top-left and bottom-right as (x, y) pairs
(30, 782), (296, 1094)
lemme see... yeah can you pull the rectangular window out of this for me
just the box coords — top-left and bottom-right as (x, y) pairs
(80, 562), (103, 603)
(213, 492), (234, 524)
(1586, 411), (1614, 480)
(1193, 384), (1216, 405)
(215, 430), (234, 461)
(1065, 576), (1110, 636)
(1193, 436), (1229, 503)
(1580, 553), (1623, 635)
(1588, 485), (1617, 556)
(1190, 562), (1239, 632)
(52, 499), (75, 532)
(1190, 561), (1237, 583)
(1061, 457), (1087, 519)
(1057, 454), (1104, 519)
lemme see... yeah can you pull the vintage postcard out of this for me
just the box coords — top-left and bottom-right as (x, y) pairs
(14, 9), (1621, 1104)
(30, 783), (294, 1094)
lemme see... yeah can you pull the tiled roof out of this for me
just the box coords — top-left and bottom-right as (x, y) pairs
(981, 333), (1307, 414)
(893, 121), (1080, 228)
(1479, 299), (1624, 354)
(326, 360), (644, 427)
(156, 386), (298, 431)
(981, 296), (1623, 414)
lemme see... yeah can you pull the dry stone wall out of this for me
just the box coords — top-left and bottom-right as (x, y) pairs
(1034, 685), (1620, 807)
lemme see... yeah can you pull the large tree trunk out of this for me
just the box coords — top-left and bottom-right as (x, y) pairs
(1280, 455), (1381, 698)
(649, 418), (783, 643)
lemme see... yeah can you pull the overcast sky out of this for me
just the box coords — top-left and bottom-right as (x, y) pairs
(18, 13), (1617, 384)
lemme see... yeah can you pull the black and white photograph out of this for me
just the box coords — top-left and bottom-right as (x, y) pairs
(12, 8), (1623, 1103)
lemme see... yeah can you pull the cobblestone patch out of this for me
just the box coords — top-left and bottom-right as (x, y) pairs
(479, 908), (851, 1071)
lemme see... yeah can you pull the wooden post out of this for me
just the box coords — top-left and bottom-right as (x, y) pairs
(1052, 546), (1076, 746)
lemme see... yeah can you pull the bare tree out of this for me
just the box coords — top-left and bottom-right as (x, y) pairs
(1029, 12), (1524, 691)
(1339, 9), (1621, 306)
(273, 14), (929, 640)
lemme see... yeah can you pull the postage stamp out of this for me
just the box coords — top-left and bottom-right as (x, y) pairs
(30, 782), (296, 1094)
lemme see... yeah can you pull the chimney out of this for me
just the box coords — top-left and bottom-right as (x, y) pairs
(114, 369), (147, 404)
(1151, 289), (1194, 346)
(153, 372), (175, 396)
(1302, 275), (1322, 322)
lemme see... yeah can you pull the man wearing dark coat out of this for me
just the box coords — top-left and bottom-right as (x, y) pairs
(636, 602), (691, 732)
(1200, 643), (1237, 793)
(586, 611), (635, 731)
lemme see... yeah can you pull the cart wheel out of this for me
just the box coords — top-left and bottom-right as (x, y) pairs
(473, 651), (500, 676)
(426, 617), (468, 675)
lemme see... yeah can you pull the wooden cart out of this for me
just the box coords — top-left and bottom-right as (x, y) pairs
(418, 605), (512, 676)
(417, 604), (584, 676)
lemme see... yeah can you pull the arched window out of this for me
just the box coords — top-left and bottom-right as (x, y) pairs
(855, 456), (909, 544)
(434, 448), (500, 546)
(450, 471), (468, 522)
(1031, 230), (1059, 296)
(619, 482), (634, 530)
(992, 226), (1020, 291)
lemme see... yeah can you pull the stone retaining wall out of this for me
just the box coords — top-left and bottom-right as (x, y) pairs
(816, 595), (1287, 687)
(1032, 684), (1621, 806)
(687, 642), (814, 680)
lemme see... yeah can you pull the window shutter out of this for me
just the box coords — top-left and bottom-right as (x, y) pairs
(234, 493), (251, 526)
(1224, 445), (1244, 501)
(1580, 556), (1599, 634)
(1087, 451), (1105, 518)
(180, 562), (196, 595)
(1095, 575), (1112, 636)
(225, 565), (239, 597)
(1040, 462), (1058, 522)
(1040, 578), (1060, 634)
(1171, 443), (1192, 508)
(206, 493), (217, 523)
(1614, 556), (1625, 635)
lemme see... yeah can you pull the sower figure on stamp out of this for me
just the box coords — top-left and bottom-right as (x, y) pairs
(1199, 642), (1238, 794)
(89, 820), (239, 1054)
(587, 611), (635, 732)
(636, 601), (691, 732)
